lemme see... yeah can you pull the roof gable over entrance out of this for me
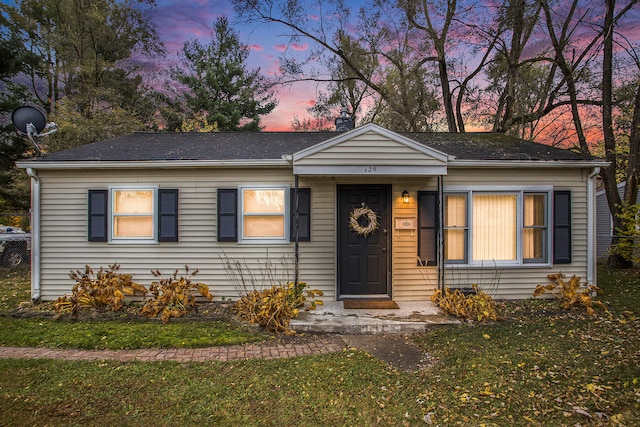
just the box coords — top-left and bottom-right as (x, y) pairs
(292, 123), (450, 175)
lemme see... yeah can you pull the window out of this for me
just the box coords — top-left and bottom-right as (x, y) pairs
(443, 190), (550, 265)
(87, 188), (178, 243)
(523, 193), (548, 262)
(473, 194), (517, 262)
(444, 194), (467, 263)
(113, 189), (154, 240)
(217, 187), (311, 243)
(240, 187), (289, 242)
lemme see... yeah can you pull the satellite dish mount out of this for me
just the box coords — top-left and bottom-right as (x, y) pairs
(11, 106), (58, 156)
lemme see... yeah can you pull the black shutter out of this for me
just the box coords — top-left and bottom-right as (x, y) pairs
(158, 189), (178, 242)
(418, 191), (438, 266)
(553, 191), (572, 264)
(217, 189), (238, 242)
(88, 190), (108, 242)
(290, 188), (311, 242)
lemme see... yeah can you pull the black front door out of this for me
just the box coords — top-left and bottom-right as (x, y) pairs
(337, 185), (390, 298)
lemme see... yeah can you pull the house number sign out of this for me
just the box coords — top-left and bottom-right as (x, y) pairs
(363, 166), (377, 173)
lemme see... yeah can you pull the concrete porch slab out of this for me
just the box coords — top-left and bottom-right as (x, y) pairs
(290, 301), (459, 335)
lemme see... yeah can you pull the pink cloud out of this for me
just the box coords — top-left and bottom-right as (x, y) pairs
(273, 43), (309, 53)
(250, 44), (264, 52)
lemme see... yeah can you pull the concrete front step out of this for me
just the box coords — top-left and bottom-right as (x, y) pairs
(290, 301), (459, 334)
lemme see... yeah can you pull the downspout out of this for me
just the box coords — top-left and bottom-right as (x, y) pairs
(26, 168), (41, 301)
(438, 175), (445, 291)
(294, 175), (300, 288)
(587, 167), (600, 285)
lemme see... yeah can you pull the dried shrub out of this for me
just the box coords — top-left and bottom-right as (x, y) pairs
(55, 264), (147, 319)
(140, 266), (213, 324)
(533, 273), (607, 316)
(430, 285), (500, 322)
(233, 282), (323, 334)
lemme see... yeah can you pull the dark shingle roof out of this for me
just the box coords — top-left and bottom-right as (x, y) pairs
(38, 132), (331, 162)
(34, 130), (590, 163)
(402, 132), (588, 161)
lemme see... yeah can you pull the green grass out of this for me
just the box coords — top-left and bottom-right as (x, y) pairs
(0, 268), (638, 425)
(0, 353), (422, 426)
(409, 268), (640, 425)
(0, 268), (266, 349)
(0, 318), (265, 349)
(0, 267), (31, 312)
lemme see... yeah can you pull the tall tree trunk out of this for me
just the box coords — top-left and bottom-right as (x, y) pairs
(437, 56), (457, 132)
(624, 82), (640, 207)
(540, 0), (591, 157)
(497, 0), (525, 133)
(602, 0), (630, 267)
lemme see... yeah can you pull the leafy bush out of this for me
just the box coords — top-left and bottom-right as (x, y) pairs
(430, 285), (500, 321)
(140, 266), (213, 324)
(608, 203), (640, 264)
(233, 282), (323, 334)
(55, 264), (147, 319)
(533, 273), (607, 316)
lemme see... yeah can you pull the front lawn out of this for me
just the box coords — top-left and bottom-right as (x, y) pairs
(0, 268), (266, 349)
(0, 267), (638, 426)
(410, 268), (640, 425)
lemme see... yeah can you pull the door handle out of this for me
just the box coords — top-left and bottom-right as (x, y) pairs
(382, 247), (387, 253)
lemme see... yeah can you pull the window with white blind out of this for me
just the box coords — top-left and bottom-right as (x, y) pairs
(240, 187), (289, 242)
(443, 190), (550, 265)
(112, 188), (155, 240)
(473, 194), (518, 262)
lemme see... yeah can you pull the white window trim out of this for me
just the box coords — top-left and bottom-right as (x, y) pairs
(109, 185), (158, 244)
(443, 186), (552, 267)
(238, 185), (290, 244)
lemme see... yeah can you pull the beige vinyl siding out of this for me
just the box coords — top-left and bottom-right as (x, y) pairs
(36, 168), (337, 301)
(295, 131), (446, 168)
(418, 167), (588, 300)
(35, 165), (591, 302)
(389, 179), (439, 300)
(377, 168), (590, 300)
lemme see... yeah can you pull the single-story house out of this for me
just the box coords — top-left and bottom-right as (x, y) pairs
(17, 123), (607, 301)
(596, 182), (640, 259)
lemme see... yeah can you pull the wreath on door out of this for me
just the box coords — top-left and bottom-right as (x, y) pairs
(349, 203), (379, 237)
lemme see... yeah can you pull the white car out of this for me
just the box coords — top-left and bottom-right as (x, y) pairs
(0, 226), (31, 267)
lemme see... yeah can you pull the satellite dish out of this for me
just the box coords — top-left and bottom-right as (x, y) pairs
(11, 106), (58, 156)
(12, 106), (47, 134)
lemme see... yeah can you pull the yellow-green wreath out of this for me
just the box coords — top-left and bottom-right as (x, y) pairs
(349, 205), (379, 237)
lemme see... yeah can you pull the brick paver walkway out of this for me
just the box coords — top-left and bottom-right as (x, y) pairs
(0, 336), (347, 363)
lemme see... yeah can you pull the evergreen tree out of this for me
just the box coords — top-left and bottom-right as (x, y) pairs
(173, 16), (277, 131)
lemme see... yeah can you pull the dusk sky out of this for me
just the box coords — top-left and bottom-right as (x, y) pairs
(149, 0), (339, 131)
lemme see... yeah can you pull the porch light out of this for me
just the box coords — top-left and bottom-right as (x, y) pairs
(402, 190), (410, 204)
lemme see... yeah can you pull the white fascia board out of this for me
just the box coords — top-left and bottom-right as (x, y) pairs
(15, 159), (292, 170)
(448, 159), (610, 169)
(293, 164), (448, 176)
(292, 123), (453, 163)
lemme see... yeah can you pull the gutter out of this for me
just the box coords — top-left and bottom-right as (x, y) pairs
(448, 160), (610, 169)
(16, 159), (292, 170)
(25, 168), (41, 301)
(587, 167), (600, 286)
